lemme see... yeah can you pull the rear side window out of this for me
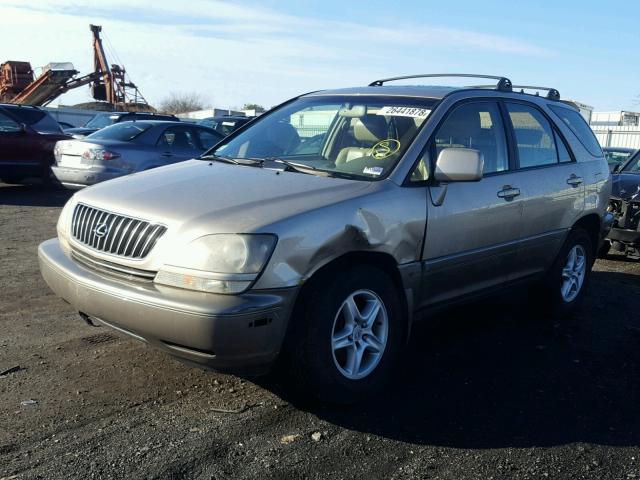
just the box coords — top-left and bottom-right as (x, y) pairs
(88, 122), (152, 141)
(506, 103), (558, 168)
(549, 105), (602, 157)
(432, 101), (508, 175)
(7, 107), (62, 133)
(157, 126), (199, 150)
(0, 110), (21, 132)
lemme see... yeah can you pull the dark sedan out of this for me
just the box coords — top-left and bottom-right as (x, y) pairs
(0, 104), (71, 184)
(196, 115), (253, 136)
(603, 150), (640, 258)
(603, 147), (637, 172)
(64, 112), (180, 139)
(52, 121), (223, 189)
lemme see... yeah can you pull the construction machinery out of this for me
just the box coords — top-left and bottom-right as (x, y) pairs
(0, 25), (153, 111)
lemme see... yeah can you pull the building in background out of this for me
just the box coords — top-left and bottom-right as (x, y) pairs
(591, 111), (640, 127)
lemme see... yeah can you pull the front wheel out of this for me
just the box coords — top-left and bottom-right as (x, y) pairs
(287, 265), (405, 404)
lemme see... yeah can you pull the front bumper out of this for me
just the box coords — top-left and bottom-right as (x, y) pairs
(608, 227), (640, 245)
(51, 165), (125, 189)
(38, 238), (297, 374)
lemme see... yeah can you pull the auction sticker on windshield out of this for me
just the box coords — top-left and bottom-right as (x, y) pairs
(376, 106), (431, 118)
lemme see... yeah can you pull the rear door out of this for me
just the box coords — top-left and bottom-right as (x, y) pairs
(418, 100), (524, 306)
(503, 101), (584, 279)
(0, 109), (41, 166)
(155, 126), (203, 165)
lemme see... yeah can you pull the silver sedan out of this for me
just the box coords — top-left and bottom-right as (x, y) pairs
(52, 120), (223, 189)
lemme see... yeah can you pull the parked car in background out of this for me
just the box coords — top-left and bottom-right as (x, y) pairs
(196, 115), (253, 136)
(64, 112), (180, 139)
(603, 146), (637, 172)
(40, 74), (611, 403)
(602, 150), (640, 258)
(52, 120), (223, 189)
(0, 103), (71, 184)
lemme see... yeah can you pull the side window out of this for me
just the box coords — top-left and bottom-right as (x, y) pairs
(554, 131), (572, 163)
(157, 127), (198, 150)
(432, 101), (508, 175)
(506, 103), (558, 168)
(195, 128), (222, 150)
(0, 111), (21, 133)
(549, 105), (603, 157)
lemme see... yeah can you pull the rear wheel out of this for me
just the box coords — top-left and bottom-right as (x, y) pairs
(537, 228), (593, 316)
(287, 265), (405, 404)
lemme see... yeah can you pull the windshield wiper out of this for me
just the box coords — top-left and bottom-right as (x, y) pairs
(200, 154), (264, 167)
(271, 158), (325, 176)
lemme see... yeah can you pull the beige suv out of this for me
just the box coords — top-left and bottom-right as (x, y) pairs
(39, 74), (612, 403)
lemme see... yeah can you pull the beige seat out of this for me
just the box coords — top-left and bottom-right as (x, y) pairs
(336, 115), (387, 166)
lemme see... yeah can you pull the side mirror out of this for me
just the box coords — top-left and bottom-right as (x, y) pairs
(612, 163), (620, 173)
(434, 147), (484, 182)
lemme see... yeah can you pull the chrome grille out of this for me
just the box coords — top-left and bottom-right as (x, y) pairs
(71, 248), (156, 283)
(71, 204), (166, 259)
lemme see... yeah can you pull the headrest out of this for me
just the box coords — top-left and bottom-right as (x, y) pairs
(352, 115), (387, 143)
(516, 128), (544, 146)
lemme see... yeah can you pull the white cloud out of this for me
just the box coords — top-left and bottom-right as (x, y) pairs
(0, 1), (551, 109)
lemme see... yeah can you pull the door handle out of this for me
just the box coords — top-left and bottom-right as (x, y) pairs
(161, 152), (174, 157)
(566, 174), (583, 187)
(497, 186), (521, 200)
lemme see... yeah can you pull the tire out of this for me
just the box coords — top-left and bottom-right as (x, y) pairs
(538, 228), (594, 316)
(287, 264), (405, 404)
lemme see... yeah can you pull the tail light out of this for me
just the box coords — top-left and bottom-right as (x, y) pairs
(82, 149), (120, 161)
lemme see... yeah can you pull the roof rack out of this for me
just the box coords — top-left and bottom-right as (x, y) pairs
(368, 74), (513, 92)
(511, 85), (560, 101)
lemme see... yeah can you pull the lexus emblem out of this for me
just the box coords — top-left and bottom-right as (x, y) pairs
(94, 223), (109, 238)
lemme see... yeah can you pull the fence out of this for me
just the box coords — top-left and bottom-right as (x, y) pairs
(591, 125), (640, 149)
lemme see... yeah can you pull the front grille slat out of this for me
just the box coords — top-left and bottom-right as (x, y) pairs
(106, 216), (126, 254)
(70, 204), (166, 260)
(123, 221), (144, 257)
(71, 248), (156, 283)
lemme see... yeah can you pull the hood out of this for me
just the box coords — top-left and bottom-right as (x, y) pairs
(72, 159), (374, 234)
(612, 173), (640, 201)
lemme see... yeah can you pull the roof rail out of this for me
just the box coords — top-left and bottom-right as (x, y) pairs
(511, 85), (560, 101)
(368, 74), (513, 92)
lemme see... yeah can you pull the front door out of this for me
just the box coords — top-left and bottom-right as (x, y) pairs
(418, 100), (524, 307)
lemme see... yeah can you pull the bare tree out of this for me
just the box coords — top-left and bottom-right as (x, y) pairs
(158, 92), (210, 114)
(242, 103), (266, 113)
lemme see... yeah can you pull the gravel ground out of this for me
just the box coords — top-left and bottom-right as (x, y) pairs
(1, 183), (640, 480)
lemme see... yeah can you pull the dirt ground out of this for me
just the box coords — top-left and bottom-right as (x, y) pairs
(2, 183), (640, 480)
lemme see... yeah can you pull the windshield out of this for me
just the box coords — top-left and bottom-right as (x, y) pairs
(605, 150), (634, 167)
(210, 95), (437, 180)
(622, 152), (640, 173)
(85, 113), (118, 129)
(87, 122), (152, 141)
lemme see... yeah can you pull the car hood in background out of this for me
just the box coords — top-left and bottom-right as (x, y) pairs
(72, 159), (374, 234)
(612, 173), (640, 201)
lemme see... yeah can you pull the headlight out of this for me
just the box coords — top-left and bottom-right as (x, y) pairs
(57, 199), (73, 256)
(154, 234), (276, 294)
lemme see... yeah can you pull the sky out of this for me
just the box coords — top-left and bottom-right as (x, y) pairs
(1, 0), (639, 111)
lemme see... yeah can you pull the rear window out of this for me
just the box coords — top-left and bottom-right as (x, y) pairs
(549, 105), (602, 157)
(87, 122), (153, 141)
(6, 107), (62, 133)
